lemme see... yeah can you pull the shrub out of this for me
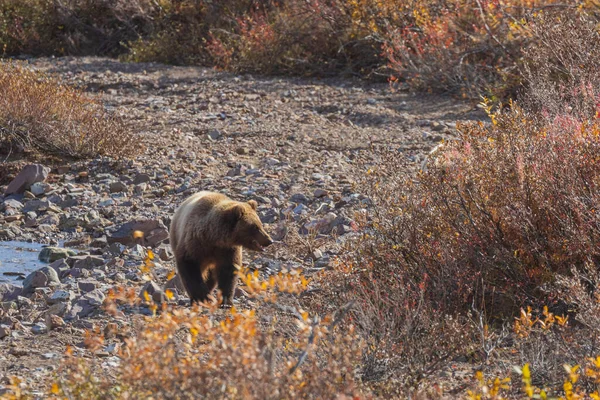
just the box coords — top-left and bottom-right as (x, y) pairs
(45, 267), (366, 399)
(317, 100), (600, 393)
(0, 62), (141, 159)
(522, 10), (600, 121)
(0, 0), (156, 57)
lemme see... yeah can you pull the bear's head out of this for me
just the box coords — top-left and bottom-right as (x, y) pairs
(226, 200), (273, 252)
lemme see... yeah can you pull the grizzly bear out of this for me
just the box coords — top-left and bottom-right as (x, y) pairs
(170, 191), (273, 306)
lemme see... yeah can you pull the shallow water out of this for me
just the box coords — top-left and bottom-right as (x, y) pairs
(0, 241), (47, 284)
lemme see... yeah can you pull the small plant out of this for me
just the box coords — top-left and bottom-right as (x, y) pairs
(0, 62), (141, 159)
(41, 266), (365, 399)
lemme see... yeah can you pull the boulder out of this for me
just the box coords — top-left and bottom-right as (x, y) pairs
(108, 219), (168, 246)
(5, 164), (50, 195)
(39, 247), (76, 263)
(22, 266), (61, 295)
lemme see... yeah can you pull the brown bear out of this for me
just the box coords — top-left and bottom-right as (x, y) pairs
(170, 191), (273, 306)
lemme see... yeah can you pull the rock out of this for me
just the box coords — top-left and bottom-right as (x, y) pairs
(46, 314), (65, 330)
(290, 193), (310, 204)
(109, 181), (128, 193)
(431, 121), (445, 132)
(157, 246), (173, 261)
(64, 290), (105, 320)
(30, 182), (49, 196)
(0, 284), (22, 302)
(5, 164), (50, 195)
(90, 236), (108, 248)
(3, 199), (24, 210)
(271, 223), (288, 241)
(208, 129), (222, 141)
(31, 322), (48, 334)
(165, 275), (185, 293)
(69, 255), (105, 270)
(134, 183), (147, 195)
(152, 290), (166, 304)
(47, 302), (69, 317)
(133, 173), (152, 184)
(146, 227), (169, 247)
(139, 281), (161, 301)
(367, 98), (377, 105)
(39, 247), (76, 263)
(48, 290), (75, 305)
(68, 268), (90, 279)
(236, 147), (249, 155)
(0, 325), (11, 339)
(108, 219), (168, 246)
(314, 189), (329, 198)
(49, 259), (70, 279)
(293, 204), (308, 215)
(311, 249), (323, 260)
(77, 280), (97, 293)
(260, 209), (278, 224)
(22, 199), (50, 213)
(22, 267), (60, 295)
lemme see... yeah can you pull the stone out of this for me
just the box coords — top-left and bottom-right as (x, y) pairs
(139, 281), (161, 301)
(208, 129), (222, 141)
(47, 302), (69, 317)
(49, 259), (70, 279)
(314, 189), (329, 198)
(431, 121), (445, 132)
(311, 249), (323, 260)
(0, 325), (11, 339)
(22, 199), (50, 213)
(5, 164), (50, 195)
(133, 173), (152, 184)
(290, 193), (309, 204)
(134, 183), (147, 195)
(90, 236), (108, 248)
(152, 290), (166, 304)
(3, 199), (24, 210)
(236, 147), (249, 155)
(157, 246), (173, 261)
(108, 219), (168, 246)
(46, 314), (65, 330)
(22, 266), (60, 295)
(64, 290), (105, 320)
(165, 275), (185, 294)
(48, 290), (75, 305)
(30, 182), (49, 196)
(38, 247), (76, 263)
(109, 181), (128, 193)
(69, 255), (105, 270)
(0, 284), (22, 302)
(31, 322), (48, 334)
(146, 227), (169, 247)
(77, 280), (97, 293)
(68, 268), (90, 279)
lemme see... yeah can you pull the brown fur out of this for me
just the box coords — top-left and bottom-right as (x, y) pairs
(170, 191), (272, 306)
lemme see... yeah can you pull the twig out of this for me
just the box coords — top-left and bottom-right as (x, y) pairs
(288, 301), (355, 374)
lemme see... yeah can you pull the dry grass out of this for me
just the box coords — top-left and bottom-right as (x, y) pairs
(0, 62), (141, 159)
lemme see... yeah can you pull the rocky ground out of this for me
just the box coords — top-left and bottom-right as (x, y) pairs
(0, 56), (484, 395)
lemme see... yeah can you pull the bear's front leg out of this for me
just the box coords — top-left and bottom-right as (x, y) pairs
(176, 256), (212, 305)
(216, 247), (242, 307)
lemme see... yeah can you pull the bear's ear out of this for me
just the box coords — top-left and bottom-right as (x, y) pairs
(248, 200), (258, 210)
(224, 204), (244, 230)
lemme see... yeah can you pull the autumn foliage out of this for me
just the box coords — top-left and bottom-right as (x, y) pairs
(0, 62), (140, 158)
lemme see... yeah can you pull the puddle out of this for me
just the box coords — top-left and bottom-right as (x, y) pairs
(0, 241), (47, 284)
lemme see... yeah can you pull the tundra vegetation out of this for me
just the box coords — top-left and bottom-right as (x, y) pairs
(1, 0), (600, 399)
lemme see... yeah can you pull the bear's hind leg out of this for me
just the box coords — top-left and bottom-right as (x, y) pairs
(177, 256), (211, 305)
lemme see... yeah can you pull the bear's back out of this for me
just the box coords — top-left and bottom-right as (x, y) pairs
(170, 191), (234, 250)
